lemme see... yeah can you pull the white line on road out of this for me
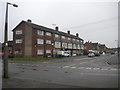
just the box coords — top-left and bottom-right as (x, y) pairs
(93, 68), (100, 70)
(78, 67), (85, 69)
(62, 66), (70, 68)
(71, 67), (77, 69)
(86, 67), (92, 70)
(110, 68), (118, 71)
(101, 68), (109, 70)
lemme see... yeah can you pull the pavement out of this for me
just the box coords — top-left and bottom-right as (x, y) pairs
(2, 54), (119, 88)
(0, 59), (2, 90)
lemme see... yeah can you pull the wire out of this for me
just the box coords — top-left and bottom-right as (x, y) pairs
(62, 17), (118, 30)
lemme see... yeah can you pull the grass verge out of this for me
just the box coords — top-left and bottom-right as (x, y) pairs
(9, 57), (57, 61)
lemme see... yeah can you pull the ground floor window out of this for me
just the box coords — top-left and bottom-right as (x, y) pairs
(46, 50), (51, 53)
(15, 49), (22, 54)
(37, 49), (43, 55)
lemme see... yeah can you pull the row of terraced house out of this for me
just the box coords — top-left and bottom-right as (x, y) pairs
(2, 19), (108, 58)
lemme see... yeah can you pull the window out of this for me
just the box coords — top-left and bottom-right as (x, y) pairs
(77, 40), (79, 42)
(37, 30), (44, 35)
(55, 34), (59, 38)
(81, 45), (84, 49)
(73, 38), (75, 41)
(46, 50), (51, 53)
(68, 37), (71, 40)
(62, 42), (67, 48)
(68, 43), (72, 49)
(16, 39), (22, 43)
(37, 50), (43, 55)
(73, 44), (76, 49)
(77, 44), (80, 49)
(55, 41), (61, 48)
(46, 40), (51, 44)
(61, 36), (65, 39)
(37, 39), (44, 44)
(46, 32), (51, 36)
(15, 49), (22, 54)
(16, 30), (22, 34)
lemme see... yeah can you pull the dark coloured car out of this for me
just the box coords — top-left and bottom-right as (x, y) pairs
(94, 52), (100, 56)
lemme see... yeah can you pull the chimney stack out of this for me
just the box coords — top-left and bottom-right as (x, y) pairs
(76, 33), (79, 37)
(55, 26), (58, 31)
(67, 30), (70, 34)
(27, 19), (32, 23)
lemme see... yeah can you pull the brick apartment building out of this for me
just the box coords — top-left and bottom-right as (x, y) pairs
(12, 20), (84, 58)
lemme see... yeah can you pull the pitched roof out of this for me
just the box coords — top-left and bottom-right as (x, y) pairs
(12, 20), (84, 41)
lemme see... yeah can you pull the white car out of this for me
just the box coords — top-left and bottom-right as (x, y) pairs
(88, 53), (95, 57)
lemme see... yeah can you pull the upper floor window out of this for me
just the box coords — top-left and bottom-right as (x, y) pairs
(37, 39), (44, 44)
(37, 30), (44, 35)
(62, 42), (67, 48)
(46, 32), (51, 36)
(68, 43), (72, 49)
(61, 36), (65, 39)
(46, 40), (51, 44)
(16, 39), (22, 43)
(77, 40), (79, 42)
(16, 30), (22, 34)
(73, 44), (76, 49)
(77, 44), (80, 49)
(55, 41), (61, 48)
(37, 49), (43, 55)
(55, 34), (59, 38)
(68, 37), (71, 40)
(72, 38), (76, 41)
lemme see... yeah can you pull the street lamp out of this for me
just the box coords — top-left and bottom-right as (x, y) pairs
(3, 2), (18, 78)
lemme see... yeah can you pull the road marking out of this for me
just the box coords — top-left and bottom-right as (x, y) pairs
(110, 68), (118, 71)
(93, 68), (100, 70)
(62, 66), (70, 68)
(78, 67), (85, 69)
(86, 67), (92, 70)
(79, 62), (86, 64)
(71, 67), (77, 68)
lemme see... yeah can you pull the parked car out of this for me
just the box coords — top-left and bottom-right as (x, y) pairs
(88, 53), (95, 57)
(57, 51), (71, 57)
(94, 52), (100, 56)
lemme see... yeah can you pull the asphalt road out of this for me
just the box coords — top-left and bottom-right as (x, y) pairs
(3, 54), (119, 88)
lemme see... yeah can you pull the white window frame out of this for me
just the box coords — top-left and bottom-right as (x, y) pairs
(37, 30), (44, 35)
(37, 39), (44, 44)
(55, 34), (59, 38)
(16, 39), (22, 43)
(73, 44), (76, 49)
(68, 37), (71, 40)
(46, 32), (51, 36)
(77, 40), (79, 42)
(55, 41), (61, 48)
(46, 40), (51, 44)
(37, 49), (43, 55)
(77, 44), (80, 49)
(73, 38), (75, 41)
(68, 43), (72, 49)
(46, 50), (51, 53)
(61, 36), (65, 39)
(16, 30), (22, 34)
(62, 42), (67, 48)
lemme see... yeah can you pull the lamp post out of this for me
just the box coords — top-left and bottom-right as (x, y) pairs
(3, 2), (18, 78)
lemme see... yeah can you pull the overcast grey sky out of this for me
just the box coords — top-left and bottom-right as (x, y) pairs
(0, 0), (119, 48)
